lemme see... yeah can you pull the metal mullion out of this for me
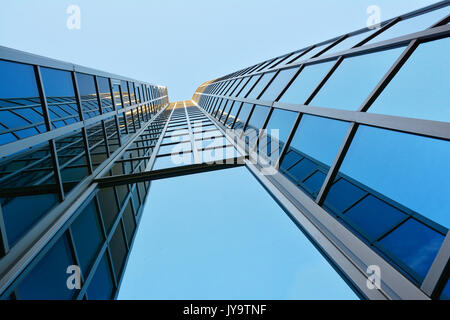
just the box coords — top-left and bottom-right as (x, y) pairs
(359, 40), (419, 112)
(184, 101), (201, 164)
(72, 72), (94, 175)
(353, 17), (401, 48)
(35, 66), (65, 202)
(286, 46), (315, 64)
(146, 105), (175, 171)
(313, 35), (349, 58)
(197, 24), (450, 88)
(421, 231), (450, 298)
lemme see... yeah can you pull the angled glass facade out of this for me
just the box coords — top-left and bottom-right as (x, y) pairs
(194, 2), (450, 300)
(0, 2), (448, 300)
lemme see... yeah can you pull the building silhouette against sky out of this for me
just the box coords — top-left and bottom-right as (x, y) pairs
(0, 1), (449, 300)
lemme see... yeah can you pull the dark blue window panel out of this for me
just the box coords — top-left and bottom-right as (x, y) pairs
(287, 158), (317, 183)
(324, 178), (366, 213)
(110, 223), (127, 276)
(339, 125), (450, 229)
(280, 150), (301, 170)
(41, 67), (79, 127)
(378, 219), (445, 281)
(0, 60), (44, 145)
(123, 202), (136, 244)
(302, 171), (326, 199)
(71, 201), (104, 274)
(1, 193), (59, 246)
(0, 60), (39, 98)
(343, 195), (407, 241)
(18, 233), (75, 299)
(97, 187), (119, 233)
(86, 254), (114, 300)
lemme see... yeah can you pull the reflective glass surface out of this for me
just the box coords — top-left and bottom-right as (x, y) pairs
(279, 61), (334, 105)
(259, 68), (298, 101)
(311, 47), (403, 110)
(339, 125), (450, 229)
(246, 73), (275, 99)
(369, 37), (450, 122)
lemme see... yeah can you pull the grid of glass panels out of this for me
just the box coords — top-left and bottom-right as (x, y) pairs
(194, 2), (450, 299)
(0, 49), (169, 300)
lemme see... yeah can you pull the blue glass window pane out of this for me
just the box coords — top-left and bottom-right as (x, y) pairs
(97, 187), (119, 233)
(1, 193), (59, 246)
(237, 76), (259, 98)
(120, 81), (130, 107)
(339, 125), (450, 229)
(325, 29), (377, 56)
(379, 219), (444, 281)
(324, 178), (366, 213)
(302, 171), (326, 196)
(280, 150), (301, 170)
(110, 224), (128, 276)
(246, 105), (270, 132)
(288, 158), (317, 183)
(76, 73), (100, 119)
(18, 234), (75, 299)
(367, 6), (450, 45)
(86, 254), (114, 300)
(344, 195), (407, 241)
(233, 103), (253, 130)
(311, 47), (403, 110)
(279, 61), (334, 104)
(123, 201), (136, 243)
(265, 108), (297, 144)
(71, 201), (104, 274)
(259, 68), (298, 101)
(246, 73), (275, 99)
(41, 67), (78, 126)
(289, 115), (349, 166)
(368, 37), (450, 122)
(0, 60), (39, 98)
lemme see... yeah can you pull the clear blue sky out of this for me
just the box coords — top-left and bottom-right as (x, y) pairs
(0, 0), (438, 101)
(118, 167), (357, 299)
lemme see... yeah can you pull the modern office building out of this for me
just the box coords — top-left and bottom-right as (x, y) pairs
(0, 1), (449, 299)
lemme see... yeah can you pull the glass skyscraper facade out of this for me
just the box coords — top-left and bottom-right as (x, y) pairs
(0, 2), (448, 300)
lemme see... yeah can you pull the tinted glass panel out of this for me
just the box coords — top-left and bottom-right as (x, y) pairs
(237, 76), (259, 98)
(41, 67), (79, 128)
(262, 108), (297, 158)
(71, 201), (103, 274)
(246, 73), (275, 99)
(279, 61), (334, 104)
(76, 73), (100, 119)
(110, 224), (127, 276)
(18, 234), (75, 299)
(233, 103), (253, 130)
(339, 125), (450, 229)
(86, 254), (114, 300)
(259, 68), (298, 101)
(369, 37), (450, 122)
(0, 60), (43, 145)
(311, 48), (403, 110)
(97, 77), (113, 113)
(367, 6), (450, 45)
(378, 219), (444, 281)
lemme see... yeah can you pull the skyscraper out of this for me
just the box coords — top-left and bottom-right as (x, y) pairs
(0, 1), (449, 300)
